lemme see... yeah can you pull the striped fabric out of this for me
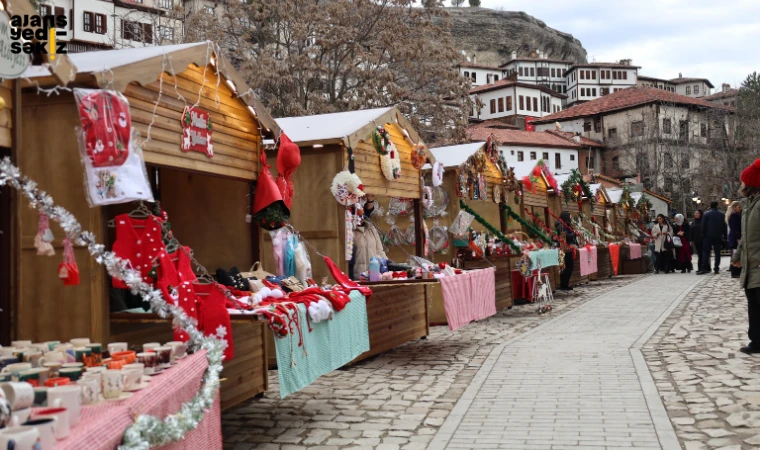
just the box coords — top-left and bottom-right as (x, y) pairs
(580, 246), (599, 276)
(439, 268), (496, 332)
(629, 243), (643, 259)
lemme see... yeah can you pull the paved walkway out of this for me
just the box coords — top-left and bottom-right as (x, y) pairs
(430, 274), (703, 450)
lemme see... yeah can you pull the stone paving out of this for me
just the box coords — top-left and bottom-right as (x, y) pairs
(223, 274), (647, 450)
(428, 272), (702, 450)
(644, 270), (760, 450)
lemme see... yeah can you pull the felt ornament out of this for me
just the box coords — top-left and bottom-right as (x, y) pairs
(58, 238), (80, 286)
(380, 140), (402, 181)
(432, 161), (445, 187)
(411, 143), (427, 169)
(34, 212), (55, 256)
(331, 171), (365, 206)
(253, 148), (290, 230)
(275, 133), (301, 209)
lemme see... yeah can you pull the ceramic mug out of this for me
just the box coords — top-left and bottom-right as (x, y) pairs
(0, 382), (34, 411)
(82, 371), (102, 387)
(107, 342), (128, 356)
(0, 374), (10, 382)
(42, 362), (62, 377)
(32, 406), (69, 440)
(10, 341), (32, 349)
(59, 368), (82, 382)
(0, 397), (10, 427)
(136, 353), (157, 373)
(0, 355), (19, 368)
(10, 407), (31, 425)
(38, 351), (64, 366)
(122, 369), (142, 390)
(73, 347), (92, 364)
(33, 387), (48, 406)
(21, 351), (43, 368)
(105, 359), (125, 370)
(122, 363), (144, 374)
(0, 347), (20, 357)
(102, 370), (124, 400)
(47, 385), (81, 426)
(154, 346), (172, 367)
(111, 351), (136, 365)
(31, 343), (50, 353)
(78, 377), (100, 405)
(1, 362), (32, 380)
(142, 342), (161, 353)
(61, 362), (83, 369)
(21, 418), (55, 450)
(0, 426), (40, 450)
(18, 368), (49, 387)
(43, 342), (60, 352)
(166, 341), (187, 359)
(44, 377), (69, 388)
(69, 338), (90, 347)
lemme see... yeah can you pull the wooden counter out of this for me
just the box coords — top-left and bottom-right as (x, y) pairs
(619, 246), (648, 275)
(570, 251), (589, 286)
(110, 312), (269, 410)
(597, 246), (613, 279)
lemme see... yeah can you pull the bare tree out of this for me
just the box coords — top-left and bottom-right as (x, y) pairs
(184, 0), (472, 144)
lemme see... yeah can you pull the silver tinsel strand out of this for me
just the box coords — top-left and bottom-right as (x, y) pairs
(0, 157), (227, 449)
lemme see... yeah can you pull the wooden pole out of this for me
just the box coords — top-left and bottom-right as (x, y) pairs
(413, 199), (424, 257)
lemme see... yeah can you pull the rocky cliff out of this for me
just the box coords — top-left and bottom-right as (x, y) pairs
(444, 8), (588, 66)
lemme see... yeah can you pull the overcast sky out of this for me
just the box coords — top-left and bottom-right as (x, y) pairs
(473, 0), (759, 90)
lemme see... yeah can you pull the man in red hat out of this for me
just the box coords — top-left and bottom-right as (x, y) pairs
(732, 158), (760, 354)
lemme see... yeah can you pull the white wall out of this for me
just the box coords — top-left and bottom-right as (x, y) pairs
(567, 67), (638, 104)
(459, 67), (502, 86)
(502, 60), (570, 93)
(472, 85), (563, 120)
(675, 81), (711, 98)
(500, 144), (578, 174)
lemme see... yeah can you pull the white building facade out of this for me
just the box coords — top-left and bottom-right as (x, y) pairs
(670, 76), (714, 98)
(499, 51), (572, 95)
(565, 61), (639, 106)
(469, 81), (565, 126)
(457, 63), (503, 87)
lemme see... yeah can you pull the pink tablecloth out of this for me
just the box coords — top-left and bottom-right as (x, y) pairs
(629, 243), (642, 260)
(51, 351), (221, 450)
(439, 268), (496, 332)
(579, 246), (598, 277)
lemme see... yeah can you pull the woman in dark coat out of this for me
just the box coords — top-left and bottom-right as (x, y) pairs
(728, 201), (743, 278)
(673, 214), (693, 273)
(691, 210), (704, 273)
(555, 210), (578, 291)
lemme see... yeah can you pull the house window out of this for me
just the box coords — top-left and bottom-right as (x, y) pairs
(679, 120), (688, 140)
(489, 99), (496, 115)
(537, 67), (549, 77)
(555, 153), (562, 169)
(613, 71), (618, 80)
(623, 71), (627, 80)
(159, 25), (174, 42)
(608, 128), (617, 138)
(83, 11), (93, 32)
(494, 75), (499, 82)
(463, 71), (469, 78)
(580, 71), (585, 80)
(519, 67), (524, 76)
(686, 86), (691, 95)
(594, 119), (601, 133)
(612, 156), (620, 170)
(94, 13), (106, 34)
(506, 96), (512, 111)
(525, 97), (531, 111)
(592, 88), (597, 96)
(586, 70), (591, 79)
(570, 154), (575, 161)
(519, 96), (524, 110)
(54, 7), (65, 27)
(700, 123), (707, 137)
(158, 0), (173, 8)
(580, 88), (585, 96)
(551, 68), (556, 77)
(682, 156), (690, 169)
(664, 153), (674, 168)
(40, 4), (51, 15)
(530, 67), (535, 77)
(592, 70), (596, 80)
(663, 118), (672, 134)
(542, 152), (549, 160)
(584, 122), (592, 132)
(471, 73), (476, 82)
(533, 97), (538, 112)
(631, 120), (644, 137)
(517, 151), (524, 162)
(498, 97), (504, 113)
(600, 88), (610, 96)
(694, 85), (699, 94)
(530, 151), (537, 160)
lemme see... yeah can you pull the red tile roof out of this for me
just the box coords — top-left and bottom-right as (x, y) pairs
(458, 62), (501, 71)
(468, 127), (581, 149)
(545, 130), (604, 148)
(637, 75), (673, 84)
(469, 79), (567, 98)
(703, 88), (738, 101)
(669, 77), (714, 88)
(470, 119), (521, 130)
(533, 86), (733, 124)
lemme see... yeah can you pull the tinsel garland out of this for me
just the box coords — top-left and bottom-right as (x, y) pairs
(499, 203), (553, 245)
(0, 157), (226, 450)
(458, 199), (521, 254)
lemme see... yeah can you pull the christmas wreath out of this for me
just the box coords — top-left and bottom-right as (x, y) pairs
(372, 126), (391, 155)
(411, 143), (427, 169)
(636, 193), (652, 216)
(560, 169), (595, 207)
(373, 126), (401, 181)
(618, 185), (635, 210)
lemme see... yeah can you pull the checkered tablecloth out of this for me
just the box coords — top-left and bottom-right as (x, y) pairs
(49, 351), (221, 450)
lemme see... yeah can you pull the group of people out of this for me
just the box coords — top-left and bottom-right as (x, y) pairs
(650, 200), (744, 276)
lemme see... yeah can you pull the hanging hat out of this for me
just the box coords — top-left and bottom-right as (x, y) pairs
(331, 170), (365, 206)
(741, 158), (760, 188)
(253, 150), (289, 230)
(275, 133), (301, 208)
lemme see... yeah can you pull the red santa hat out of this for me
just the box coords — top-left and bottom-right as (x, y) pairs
(741, 158), (760, 188)
(275, 133), (301, 208)
(253, 150), (289, 230)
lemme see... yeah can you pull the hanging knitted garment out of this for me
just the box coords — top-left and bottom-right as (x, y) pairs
(111, 214), (167, 288)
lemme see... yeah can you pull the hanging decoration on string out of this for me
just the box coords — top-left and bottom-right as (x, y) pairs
(388, 197), (414, 217)
(459, 200), (522, 254)
(427, 223), (449, 254)
(411, 142), (428, 169)
(492, 185), (502, 204)
(275, 133), (301, 209)
(560, 169), (594, 210)
(636, 193), (652, 217)
(330, 171), (366, 260)
(58, 238), (80, 286)
(432, 161), (445, 187)
(500, 203), (553, 245)
(421, 186), (434, 210)
(35, 212), (55, 256)
(74, 88), (154, 207)
(504, 166), (520, 204)
(424, 186), (450, 219)
(372, 126), (401, 181)
(181, 106), (214, 158)
(253, 146), (290, 230)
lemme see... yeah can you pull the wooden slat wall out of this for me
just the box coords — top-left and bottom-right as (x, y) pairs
(0, 80), (13, 148)
(523, 175), (549, 209)
(353, 283), (429, 362)
(569, 252), (588, 286)
(159, 168), (252, 274)
(124, 64), (261, 181)
(597, 246), (613, 278)
(18, 95), (106, 343)
(221, 320), (268, 410)
(352, 123), (421, 199)
(260, 147), (346, 281)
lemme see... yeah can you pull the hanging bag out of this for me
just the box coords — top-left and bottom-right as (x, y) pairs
(671, 236), (683, 248)
(58, 238), (80, 286)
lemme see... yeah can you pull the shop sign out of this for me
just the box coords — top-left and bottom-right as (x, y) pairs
(0, 10), (31, 79)
(525, 116), (536, 132)
(181, 106), (214, 158)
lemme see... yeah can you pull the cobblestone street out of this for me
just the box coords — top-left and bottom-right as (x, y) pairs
(223, 275), (646, 450)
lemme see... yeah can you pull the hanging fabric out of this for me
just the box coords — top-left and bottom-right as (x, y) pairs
(58, 238), (80, 286)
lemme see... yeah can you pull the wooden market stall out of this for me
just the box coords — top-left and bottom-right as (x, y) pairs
(589, 183), (614, 279)
(549, 172), (587, 287)
(269, 107), (433, 366)
(15, 42), (272, 407)
(423, 142), (513, 324)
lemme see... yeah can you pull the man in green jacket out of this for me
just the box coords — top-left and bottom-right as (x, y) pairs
(732, 158), (760, 354)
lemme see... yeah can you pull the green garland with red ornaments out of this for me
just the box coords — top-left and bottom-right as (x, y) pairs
(636, 193), (652, 216)
(500, 203), (553, 245)
(560, 169), (595, 208)
(617, 184), (635, 210)
(459, 199), (522, 254)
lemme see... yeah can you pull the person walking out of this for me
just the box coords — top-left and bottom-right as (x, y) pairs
(555, 211), (577, 291)
(728, 201), (743, 278)
(732, 159), (760, 354)
(652, 214), (674, 274)
(699, 201), (727, 274)
(673, 214), (693, 273)
(691, 210), (704, 274)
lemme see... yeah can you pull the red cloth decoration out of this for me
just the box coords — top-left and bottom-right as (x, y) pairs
(155, 247), (197, 305)
(111, 214), (167, 288)
(77, 91), (132, 167)
(275, 133), (301, 208)
(532, 166), (542, 177)
(521, 176), (533, 193)
(174, 281), (202, 343)
(741, 158), (760, 187)
(323, 256), (373, 300)
(58, 238), (80, 286)
(193, 283), (234, 361)
(608, 243), (621, 276)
